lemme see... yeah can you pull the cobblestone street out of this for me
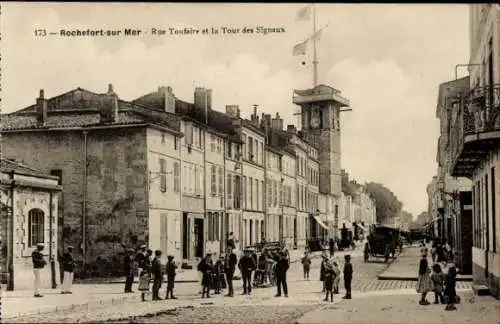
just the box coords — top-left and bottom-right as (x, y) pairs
(3, 248), (478, 323)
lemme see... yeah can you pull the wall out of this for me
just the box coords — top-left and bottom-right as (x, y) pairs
(146, 128), (182, 262)
(472, 149), (500, 298)
(2, 128), (149, 277)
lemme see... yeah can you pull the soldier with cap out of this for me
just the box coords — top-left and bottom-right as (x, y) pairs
(123, 248), (135, 293)
(151, 250), (163, 301)
(238, 248), (257, 295)
(32, 243), (47, 297)
(61, 246), (76, 294)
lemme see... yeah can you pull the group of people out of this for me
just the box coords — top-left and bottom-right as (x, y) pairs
(416, 239), (458, 310)
(196, 242), (292, 298)
(123, 245), (179, 301)
(31, 243), (76, 298)
(314, 252), (353, 302)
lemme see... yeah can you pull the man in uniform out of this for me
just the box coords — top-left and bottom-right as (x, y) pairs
(61, 246), (75, 294)
(151, 250), (163, 301)
(225, 246), (237, 297)
(123, 248), (135, 293)
(32, 243), (47, 297)
(238, 248), (256, 295)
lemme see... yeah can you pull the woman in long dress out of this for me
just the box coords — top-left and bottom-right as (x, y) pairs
(416, 253), (433, 305)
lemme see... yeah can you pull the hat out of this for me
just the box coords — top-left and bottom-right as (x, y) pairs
(344, 254), (351, 260)
(127, 248), (135, 252)
(168, 255), (174, 260)
(37, 243), (44, 248)
(139, 244), (147, 249)
(67, 246), (74, 250)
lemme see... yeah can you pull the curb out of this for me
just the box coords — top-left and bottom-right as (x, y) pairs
(377, 275), (473, 282)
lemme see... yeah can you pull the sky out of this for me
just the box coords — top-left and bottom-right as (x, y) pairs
(1, 3), (470, 218)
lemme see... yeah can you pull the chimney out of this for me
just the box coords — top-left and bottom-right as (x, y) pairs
(271, 112), (283, 130)
(286, 124), (297, 134)
(237, 107), (241, 118)
(251, 105), (259, 126)
(36, 89), (48, 126)
(225, 105), (239, 118)
(194, 87), (212, 111)
(159, 86), (176, 113)
(100, 84), (118, 124)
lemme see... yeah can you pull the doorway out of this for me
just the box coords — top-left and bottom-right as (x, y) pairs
(294, 219), (297, 248)
(194, 218), (204, 258)
(182, 213), (189, 259)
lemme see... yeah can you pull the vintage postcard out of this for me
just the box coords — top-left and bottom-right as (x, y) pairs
(0, 2), (499, 323)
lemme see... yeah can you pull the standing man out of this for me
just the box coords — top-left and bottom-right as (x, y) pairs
(165, 255), (177, 299)
(32, 243), (47, 298)
(151, 250), (163, 301)
(275, 251), (289, 297)
(61, 246), (75, 294)
(329, 238), (335, 258)
(135, 245), (147, 278)
(123, 248), (135, 293)
(342, 254), (353, 299)
(238, 248), (256, 295)
(225, 247), (237, 297)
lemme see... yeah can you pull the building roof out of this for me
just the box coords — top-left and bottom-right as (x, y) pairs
(1, 159), (59, 180)
(1, 87), (181, 134)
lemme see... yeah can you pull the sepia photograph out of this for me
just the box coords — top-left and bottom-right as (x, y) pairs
(0, 2), (499, 323)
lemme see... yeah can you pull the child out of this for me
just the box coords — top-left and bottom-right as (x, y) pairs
(165, 255), (177, 299)
(215, 255), (225, 294)
(430, 263), (445, 304)
(342, 254), (353, 299)
(416, 253), (432, 305)
(332, 260), (341, 294)
(323, 260), (335, 302)
(301, 251), (311, 280)
(138, 266), (151, 302)
(444, 265), (457, 311)
(320, 255), (329, 292)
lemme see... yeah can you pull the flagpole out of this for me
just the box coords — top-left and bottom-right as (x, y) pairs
(312, 3), (318, 87)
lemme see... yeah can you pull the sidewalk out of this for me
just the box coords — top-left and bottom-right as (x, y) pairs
(296, 289), (499, 324)
(1, 247), (323, 320)
(378, 247), (473, 281)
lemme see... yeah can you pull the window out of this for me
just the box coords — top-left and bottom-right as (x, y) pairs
(227, 174), (233, 208)
(159, 158), (167, 192)
(215, 212), (220, 241)
(218, 167), (224, 197)
(248, 136), (253, 161)
(255, 179), (259, 210)
(273, 180), (277, 206)
(210, 134), (216, 152)
(261, 180), (264, 211)
(194, 166), (199, 194)
(234, 175), (241, 209)
(227, 142), (232, 158)
(211, 165), (217, 196)
(161, 132), (166, 144)
(174, 162), (180, 192)
(249, 177), (253, 209)
(28, 209), (44, 247)
(217, 138), (222, 154)
(243, 134), (247, 159)
(491, 167), (496, 253)
(267, 180), (272, 207)
(208, 212), (213, 241)
(254, 139), (258, 163)
(50, 169), (62, 185)
(243, 176), (247, 209)
(260, 142), (264, 165)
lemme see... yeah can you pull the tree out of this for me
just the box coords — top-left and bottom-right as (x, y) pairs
(411, 211), (429, 229)
(398, 210), (414, 230)
(364, 182), (403, 225)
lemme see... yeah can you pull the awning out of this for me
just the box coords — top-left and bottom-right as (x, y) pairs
(313, 215), (329, 230)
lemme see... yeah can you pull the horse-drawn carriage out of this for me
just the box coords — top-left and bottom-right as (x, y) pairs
(245, 241), (281, 288)
(364, 225), (402, 263)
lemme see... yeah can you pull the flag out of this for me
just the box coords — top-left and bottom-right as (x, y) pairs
(309, 24), (328, 43)
(292, 39), (308, 56)
(296, 4), (312, 21)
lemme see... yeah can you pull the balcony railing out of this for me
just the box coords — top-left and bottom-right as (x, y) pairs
(450, 83), (500, 177)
